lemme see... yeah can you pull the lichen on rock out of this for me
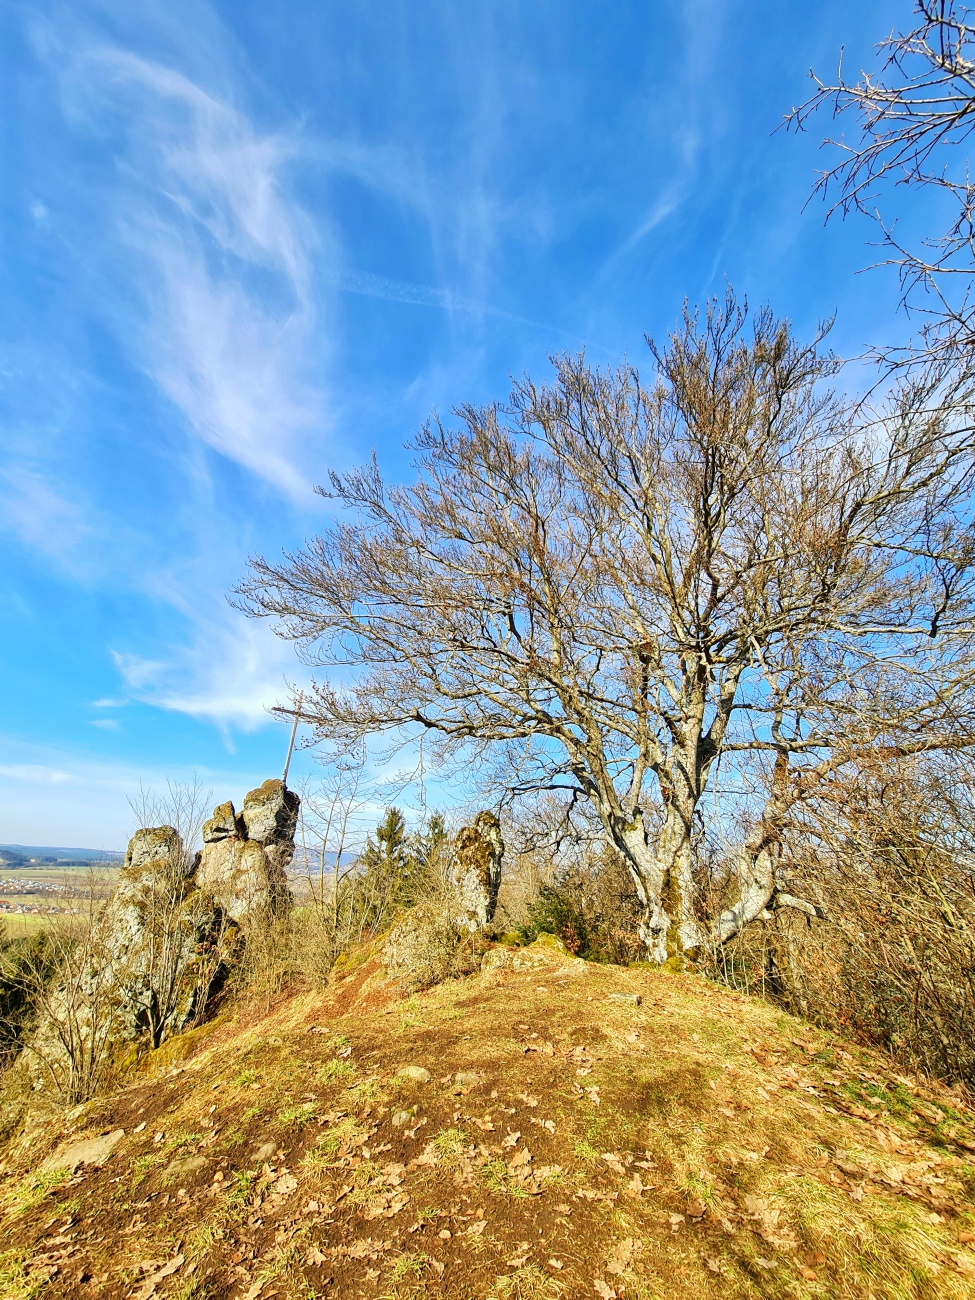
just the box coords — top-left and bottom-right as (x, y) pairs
(202, 802), (241, 844)
(451, 811), (504, 932)
(24, 780), (299, 1101)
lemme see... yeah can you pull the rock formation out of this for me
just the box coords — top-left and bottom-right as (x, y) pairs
(195, 780), (297, 923)
(451, 811), (504, 932)
(381, 811), (504, 987)
(26, 780), (298, 1097)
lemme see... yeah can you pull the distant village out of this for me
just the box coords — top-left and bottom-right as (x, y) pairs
(0, 880), (68, 917)
(0, 845), (121, 918)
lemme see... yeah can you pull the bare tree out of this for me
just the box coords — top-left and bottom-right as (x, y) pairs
(237, 292), (975, 963)
(789, 1), (975, 371)
(15, 878), (124, 1104)
(295, 754), (371, 927)
(127, 773), (212, 866)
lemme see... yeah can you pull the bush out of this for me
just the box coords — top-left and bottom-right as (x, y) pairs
(517, 851), (644, 964)
(709, 752), (975, 1091)
(0, 928), (58, 1070)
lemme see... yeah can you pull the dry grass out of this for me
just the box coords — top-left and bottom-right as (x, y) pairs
(1, 939), (975, 1297)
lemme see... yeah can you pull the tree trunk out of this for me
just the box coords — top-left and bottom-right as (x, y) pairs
(610, 798), (705, 965)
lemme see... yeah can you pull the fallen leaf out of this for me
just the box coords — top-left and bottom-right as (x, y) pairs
(131, 1255), (185, 1300)
(593, 1282), (617, 1299)
(605, 1237), (640, 1274)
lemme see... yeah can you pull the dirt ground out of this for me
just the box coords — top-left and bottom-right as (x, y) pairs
(3, 938), (975, 1299)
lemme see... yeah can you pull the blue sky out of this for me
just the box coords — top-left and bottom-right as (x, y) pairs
(1, 0), (916, 848)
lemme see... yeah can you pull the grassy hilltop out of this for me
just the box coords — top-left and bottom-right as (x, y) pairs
(2, 938), (975, 1299)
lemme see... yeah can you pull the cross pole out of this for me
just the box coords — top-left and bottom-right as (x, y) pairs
(279, 690), (305, 787)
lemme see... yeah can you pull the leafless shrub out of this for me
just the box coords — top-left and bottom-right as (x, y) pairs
(710, 750), (975, 1088)
(12, 878), (124, 1104)
(229, 905), (295, 1012)
(127, 775), (212, 866)
(495, 798), (644, 962)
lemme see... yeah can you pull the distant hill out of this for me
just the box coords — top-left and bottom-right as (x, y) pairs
(0, 844), (124, 868)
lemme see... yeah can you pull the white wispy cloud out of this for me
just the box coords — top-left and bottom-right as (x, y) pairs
(111, 613), (305, 733)
(17, 0), (549, 741)
(604, 0), (722, 269)
(50, 35), (327, 499)
(0, 764), (79, 787)
(0, 463), (90, 563)
(0, 738), (289, 848)
(333, 268), (588, 346)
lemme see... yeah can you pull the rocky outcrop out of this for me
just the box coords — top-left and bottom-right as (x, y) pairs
(451, 811), (504, 932)
(103, 825), (222, 1043)
(481, 932), (587, 974)
(195, 780), (295, 925)
(26, 780), (298, 1097)
(241, 781), (299, 853)
(380, 811), (504, 988)
(381, 905), (488, 991)
(202, 801), (241, 843)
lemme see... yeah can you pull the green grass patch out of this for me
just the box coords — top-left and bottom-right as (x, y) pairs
(431, 1127), (469, 1166)
(0, 1249), (45, 1300)
(318, 1058), (355, 1085)
(274, 1101), (318, 1130)
(479, 1158), (530, 1198)
(10, 1167), (71, 1212)
(572, 1139), (600, 1162)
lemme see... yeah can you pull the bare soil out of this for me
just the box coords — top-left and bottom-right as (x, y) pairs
(3, 939), (975, 1298)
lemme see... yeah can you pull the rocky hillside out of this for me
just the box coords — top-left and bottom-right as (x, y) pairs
(2, 937), (975, 1299)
